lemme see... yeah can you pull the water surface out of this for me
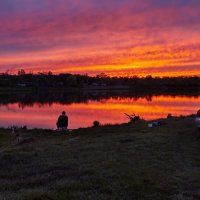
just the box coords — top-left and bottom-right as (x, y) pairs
(0, 95), (199, 129)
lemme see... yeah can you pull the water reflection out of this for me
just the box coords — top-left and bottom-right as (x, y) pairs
(0, 95), (199, 129)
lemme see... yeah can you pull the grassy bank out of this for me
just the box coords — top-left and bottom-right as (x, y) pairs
(0, 117), (200, 200)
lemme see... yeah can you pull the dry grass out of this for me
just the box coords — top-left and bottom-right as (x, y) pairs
(0, 117), (200, 200)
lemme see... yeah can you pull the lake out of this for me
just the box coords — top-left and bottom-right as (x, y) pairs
(0, 94), (199, 129)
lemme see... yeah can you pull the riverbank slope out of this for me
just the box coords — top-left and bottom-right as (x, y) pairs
(0, 116), (200, 200)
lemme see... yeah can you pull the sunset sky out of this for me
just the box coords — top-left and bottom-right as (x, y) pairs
(0, 0), (200, 77)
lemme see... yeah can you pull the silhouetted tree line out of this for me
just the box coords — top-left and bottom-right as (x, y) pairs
(0, 71), (199, 107)
(0, 72), (200, 93)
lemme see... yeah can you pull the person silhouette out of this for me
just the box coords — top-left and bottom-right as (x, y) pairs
(56, 111), (68, 130)
(196, 109), (200, 132)
(197, 109), (200, 117)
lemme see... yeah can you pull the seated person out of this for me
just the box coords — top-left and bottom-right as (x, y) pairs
(195, 109), (200, 131)
(197, 109), (200, 117)
(56, 111), (68, 130)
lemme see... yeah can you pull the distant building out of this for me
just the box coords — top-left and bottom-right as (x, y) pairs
(17, 83), (26, 87)
(92, 83), (99, 86)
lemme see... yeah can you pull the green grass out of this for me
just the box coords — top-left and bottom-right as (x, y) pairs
(0, 117), (200, 200)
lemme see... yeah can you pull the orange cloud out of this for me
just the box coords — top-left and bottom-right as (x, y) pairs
(1, 0), (200, 77)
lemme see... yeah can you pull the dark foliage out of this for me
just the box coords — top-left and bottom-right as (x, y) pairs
(0, 73), (199, 109)
(93, 121), (100, 127)
(0, 73), (200, 92)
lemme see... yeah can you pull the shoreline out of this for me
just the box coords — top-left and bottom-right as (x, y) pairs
(0, 115), (200, 199)
(0, 114), (197, 131)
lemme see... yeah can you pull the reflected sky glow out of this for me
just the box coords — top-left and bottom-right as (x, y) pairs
(0, 96), (199, 129)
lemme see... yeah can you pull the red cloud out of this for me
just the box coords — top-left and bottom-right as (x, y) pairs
(0, 0), (200, 77)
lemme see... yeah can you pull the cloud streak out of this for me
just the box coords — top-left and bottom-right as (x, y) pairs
(0, 0), (200, 76)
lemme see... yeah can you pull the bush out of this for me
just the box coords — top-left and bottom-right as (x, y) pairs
(93, 121), (100, 127)
(167, 114), (172, 118)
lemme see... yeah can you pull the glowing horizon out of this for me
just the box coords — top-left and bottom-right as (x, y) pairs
(1, 0), (200, 77)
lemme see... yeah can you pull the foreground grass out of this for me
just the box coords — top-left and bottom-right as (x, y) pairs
(0, 117), (200, 200)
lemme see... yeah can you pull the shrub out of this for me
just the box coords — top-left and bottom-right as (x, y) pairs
(93, 121), (100, 127)
(167, 114), (172, 118)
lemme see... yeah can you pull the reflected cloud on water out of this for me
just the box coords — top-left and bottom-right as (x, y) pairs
(0, 92), (199, 129)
